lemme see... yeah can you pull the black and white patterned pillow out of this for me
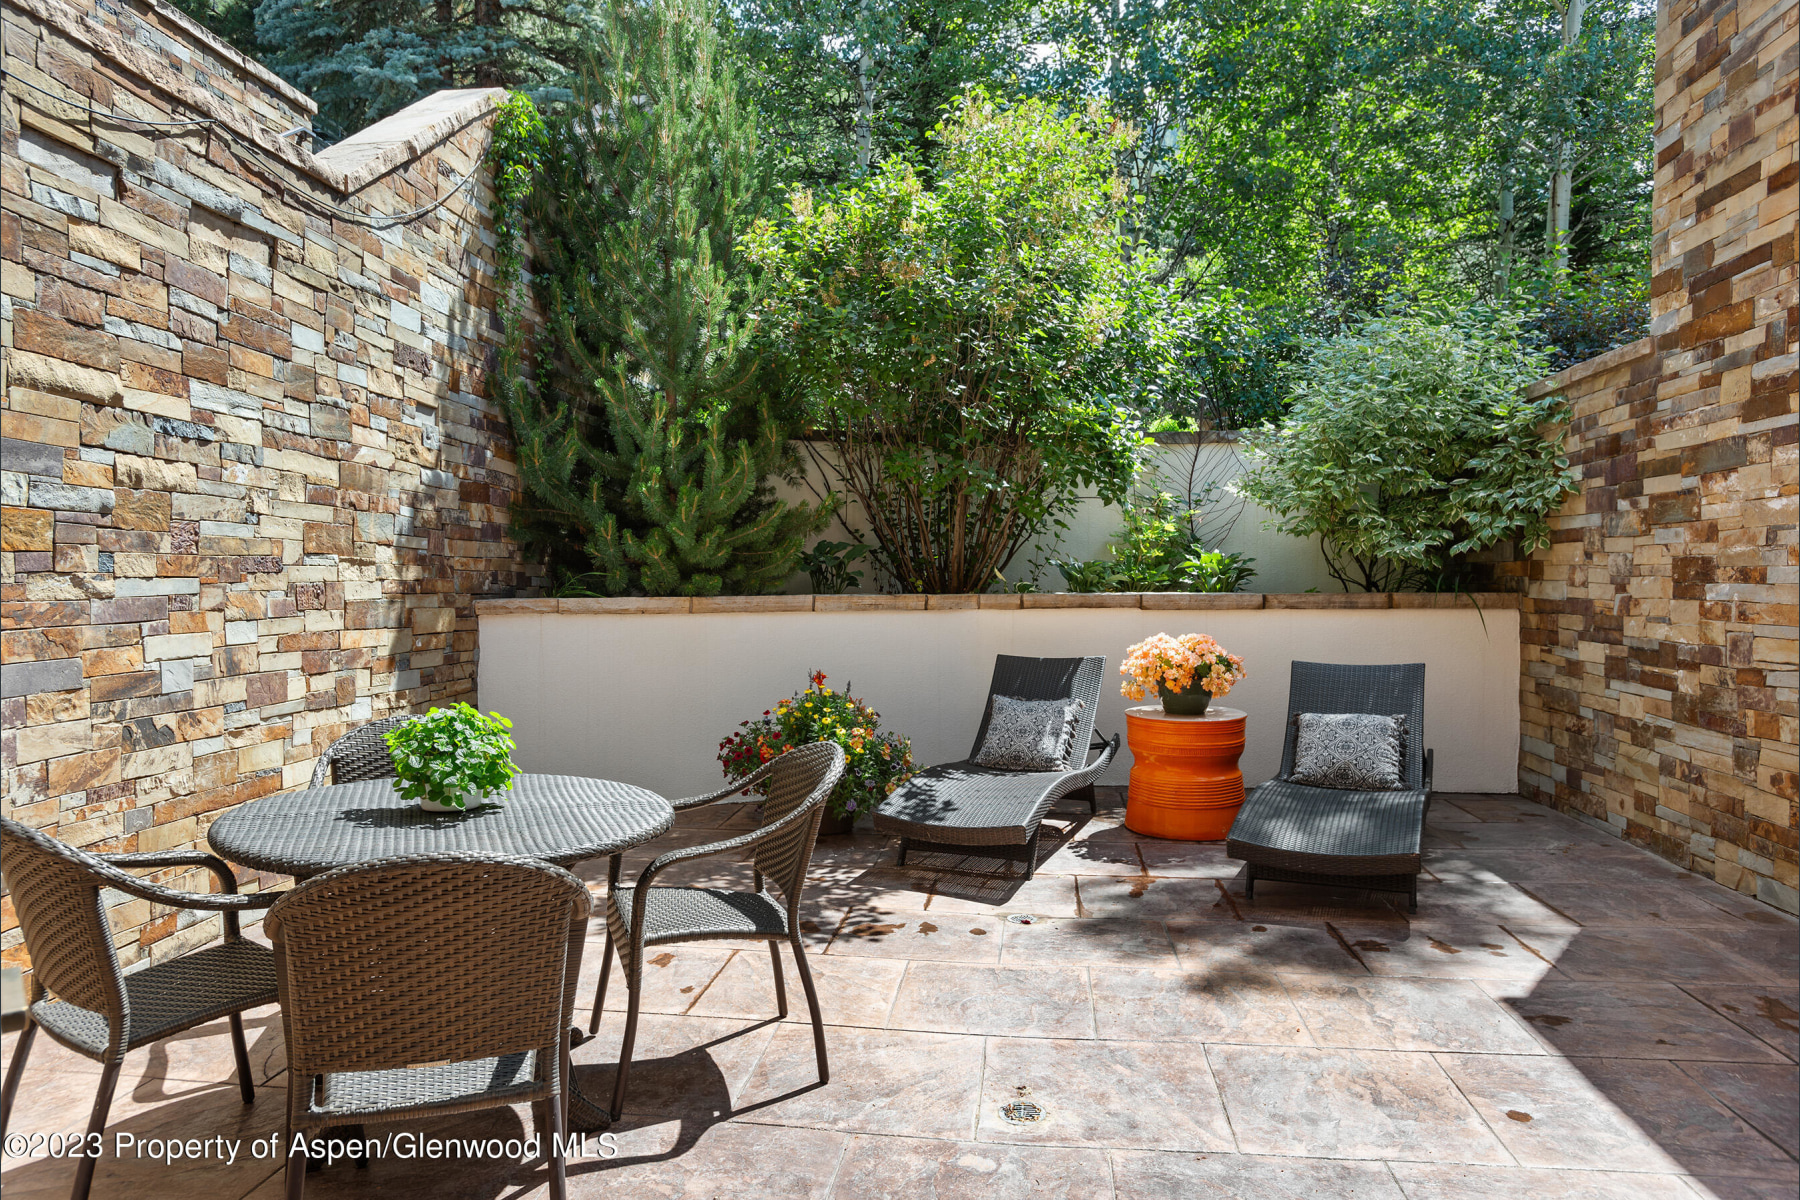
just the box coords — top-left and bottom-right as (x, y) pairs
(972, 695), (1085, 771)
(1289, 713), (1408, 790)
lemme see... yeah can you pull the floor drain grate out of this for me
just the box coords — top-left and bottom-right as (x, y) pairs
(1001, 1085), (1045, 1124)
(1005, 914), (1041, 925)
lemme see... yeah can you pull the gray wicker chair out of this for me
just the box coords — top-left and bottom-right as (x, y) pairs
(1225, 661), (1433, 910)
(308, 714), (419, 787)
(873, 655), (1119, 879)
(591, 741), (846, 1118)
(0, 818), (278, 1200)
(265, 853), (590, 1200)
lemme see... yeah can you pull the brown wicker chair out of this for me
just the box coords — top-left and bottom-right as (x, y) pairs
(591, 741), (846, 1118)
(266, 853), (590, 1200)
(0, 818), (279, 1200)
(308, 713), (419, 787)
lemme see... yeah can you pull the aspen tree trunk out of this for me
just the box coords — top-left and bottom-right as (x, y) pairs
(1545, 0), (1587, 274)
(855, 0), (875, 173)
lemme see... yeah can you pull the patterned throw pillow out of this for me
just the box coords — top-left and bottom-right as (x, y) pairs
(972, 695), (1085, 771)
(1288, 713), (1408, 790)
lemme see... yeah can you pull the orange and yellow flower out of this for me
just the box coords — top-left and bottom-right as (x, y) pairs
(1120, 633), (1247, 702)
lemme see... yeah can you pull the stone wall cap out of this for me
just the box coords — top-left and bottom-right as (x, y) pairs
(139, 0), (318, 116)
(1266, 593), (1394, 609)
(814, 594), (928, 611)
(1391, 592), (1521, 609)
(558, 597), (691, 614)
(691, 595), (814, 613)
(467, 592), (1520, 614)
(1526, 337), (1657, 399)
(315, 88), (509, 193)
(1023, 593), (1143, 609)
(472, 598), (558, 614)
(1140, 592), (1265, 610)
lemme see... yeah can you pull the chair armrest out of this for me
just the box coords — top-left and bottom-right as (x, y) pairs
(1076, 732), (1120, 776)
(673, 755), (788, 811)
(91, 853), (276, 939)
(101, 850), (241, 896)
(626, 795), (823, 948)
(671, 775), (762, 812)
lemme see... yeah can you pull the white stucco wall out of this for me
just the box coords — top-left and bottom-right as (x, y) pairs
(775, 439), (1338, 595)
(478, 605), (1520, 803)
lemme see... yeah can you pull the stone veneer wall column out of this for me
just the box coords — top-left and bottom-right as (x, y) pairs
(2, 0), (539, 971)
(1514, 0), (1797, 912)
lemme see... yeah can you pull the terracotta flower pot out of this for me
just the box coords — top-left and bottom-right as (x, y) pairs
(1156, 681), (1213, 716)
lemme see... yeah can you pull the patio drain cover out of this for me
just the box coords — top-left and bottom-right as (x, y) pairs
(1006, 914), (1040, 925)
(1000, 1099), (1045, 1124)
(1001, 1085), (1045, 1124)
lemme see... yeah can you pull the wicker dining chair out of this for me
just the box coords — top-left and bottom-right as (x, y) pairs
(308, 713), (419, 787)
(265, 853), (589, 1200)
(590, 741), (846, 1117)
(0, 818), (279, 1200)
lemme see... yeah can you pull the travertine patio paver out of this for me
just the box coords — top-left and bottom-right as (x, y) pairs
(5, 789), (1796, 1198)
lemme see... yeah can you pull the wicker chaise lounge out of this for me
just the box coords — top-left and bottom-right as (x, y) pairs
(1225, 661), (1432, 910)
(874, 655), (1119, 879)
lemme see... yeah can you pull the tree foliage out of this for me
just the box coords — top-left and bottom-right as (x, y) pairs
(1237, 308), (1577, 591)
(253, 0), (612, 141)
(496, 0), (827, 597)
(747, 95), (1159, 593)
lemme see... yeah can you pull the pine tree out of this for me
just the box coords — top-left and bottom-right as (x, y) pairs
(500, 0), (828, 597)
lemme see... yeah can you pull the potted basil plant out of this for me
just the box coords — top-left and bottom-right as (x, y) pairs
(385, 704), (519, 812)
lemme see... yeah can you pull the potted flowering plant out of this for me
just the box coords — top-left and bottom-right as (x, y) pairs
(719, 671), (914, 834)
(1121, 634), (1247, 716)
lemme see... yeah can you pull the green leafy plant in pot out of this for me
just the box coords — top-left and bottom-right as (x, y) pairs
(385, 704), (520, 812)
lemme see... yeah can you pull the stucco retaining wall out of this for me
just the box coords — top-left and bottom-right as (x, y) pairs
(476, 596), (1522, 802)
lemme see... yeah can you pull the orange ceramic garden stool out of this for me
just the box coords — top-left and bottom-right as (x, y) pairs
(1124, 705), (1248, 840)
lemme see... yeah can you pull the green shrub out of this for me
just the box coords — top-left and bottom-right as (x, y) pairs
(746, 93), (1159, 593)
(1052, 490), (1257, 593)
(386, 705), (519, 812)
(1237, 307), (1575, 592)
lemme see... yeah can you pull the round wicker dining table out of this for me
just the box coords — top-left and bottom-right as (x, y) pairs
(207, 773), (675, 1131)
(207, 773), (673, 878)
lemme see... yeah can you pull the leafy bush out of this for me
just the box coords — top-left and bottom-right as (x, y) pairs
(1052, 490), (1256, 593)
(1516, 261), (1650, 371)
(386, 705), (519, 811)
(799, 540), (870, 594)
(718, 672), (913, 821)
(1238, 307), (1575, 592)
(746, 93), (1159, 593)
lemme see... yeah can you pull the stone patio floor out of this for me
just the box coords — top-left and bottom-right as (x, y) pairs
(4, 791), (1797, 1198)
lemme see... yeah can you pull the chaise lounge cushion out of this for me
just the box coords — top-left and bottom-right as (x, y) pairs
(1225, 778), (1426, 877)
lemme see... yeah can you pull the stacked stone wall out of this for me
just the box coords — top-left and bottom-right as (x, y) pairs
(1515, 0), (1797, 912)
(1, 0), (538, 971)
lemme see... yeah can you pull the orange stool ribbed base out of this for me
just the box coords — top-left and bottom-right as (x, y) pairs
(1124, 705), (1247, 841)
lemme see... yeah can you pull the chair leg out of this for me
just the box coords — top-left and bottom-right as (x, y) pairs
(228, 1012), (256, 1104)
(896, 839), (908, 867)
(1, 1018), (36, 1134)
(609, 965), (642, 1119)
(1244, 864), (1255, 902)
(1409, 877), (1418, 913)
(768, 940), (789, 1018)
(545, 1083), (569, 1200)
(1022, 829), (1039, 881)
(588, 931), (615, 1036)
(788, 937), (828, 1085)
(70, 1059), (122, 1200)
(285, 1131), (307, 1200)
